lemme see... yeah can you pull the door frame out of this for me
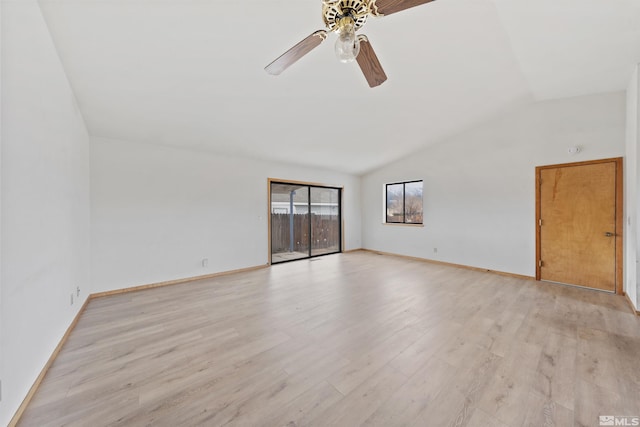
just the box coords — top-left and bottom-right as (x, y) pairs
(267, 178), (344, 265)
(535, 157), (623, 294)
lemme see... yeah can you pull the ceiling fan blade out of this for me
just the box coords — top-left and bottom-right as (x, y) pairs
(265, 30), (328, 76)
(369, 0), (435, 16)
(356, 35), (387, 88)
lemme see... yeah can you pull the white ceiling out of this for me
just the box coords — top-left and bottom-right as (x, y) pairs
(37, 0), (640, 175)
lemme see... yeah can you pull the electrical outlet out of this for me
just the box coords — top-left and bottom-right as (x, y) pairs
(433, 248), (438, 254)
(70, 293), (74, 305)
(76, 286), (80, 297)
(202, 258), (209, 267)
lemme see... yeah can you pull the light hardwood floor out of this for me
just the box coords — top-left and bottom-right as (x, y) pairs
(18, 252), (640, 426)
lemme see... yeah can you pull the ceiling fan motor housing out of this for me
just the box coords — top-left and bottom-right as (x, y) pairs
(323, 0), (370, 31)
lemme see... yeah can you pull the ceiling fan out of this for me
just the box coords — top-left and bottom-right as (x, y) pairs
(265, 0), (435, 88)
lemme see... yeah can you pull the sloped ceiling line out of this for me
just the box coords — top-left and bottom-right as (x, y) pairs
(36, 0), (640, 174)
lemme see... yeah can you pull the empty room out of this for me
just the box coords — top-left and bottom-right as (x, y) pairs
(2, 0), (640, 426)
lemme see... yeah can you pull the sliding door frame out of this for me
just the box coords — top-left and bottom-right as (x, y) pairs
(268, 178), (344, 265)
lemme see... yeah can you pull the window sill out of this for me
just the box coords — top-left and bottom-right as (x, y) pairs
(382, 223), (424, 228)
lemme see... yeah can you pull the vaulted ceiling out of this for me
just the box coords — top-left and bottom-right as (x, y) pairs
(38, 0), (640, 174)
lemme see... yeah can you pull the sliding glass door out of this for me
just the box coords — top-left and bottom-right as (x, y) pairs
(310, 187), (340, 257)
(270, 181), (342, 264)
(270, 183), (310, 263)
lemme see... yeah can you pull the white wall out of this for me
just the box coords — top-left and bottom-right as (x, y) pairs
(0, 0), (4, 417)
(626, 65), (640, 311)
(0, 2), (91, 424)
(362, 92), (626, 278)
(91, 137), (361, 293)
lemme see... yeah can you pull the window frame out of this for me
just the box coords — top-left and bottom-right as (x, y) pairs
(385, 180), (423, 225)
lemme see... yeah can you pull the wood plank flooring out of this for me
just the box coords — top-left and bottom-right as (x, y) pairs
(18, 252), (640, 426)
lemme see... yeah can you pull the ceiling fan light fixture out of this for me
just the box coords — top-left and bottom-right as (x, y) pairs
(266, 0), (436, 86)
(334, 17), (360, 63)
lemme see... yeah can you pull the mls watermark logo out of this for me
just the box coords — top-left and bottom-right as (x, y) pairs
(600, 415), (640, 426)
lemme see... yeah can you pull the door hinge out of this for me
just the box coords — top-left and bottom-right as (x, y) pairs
(539, 219), (543, 226)
(539, 260), (543, 267)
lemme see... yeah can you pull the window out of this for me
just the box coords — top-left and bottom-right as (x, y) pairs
(386, 180), (423, 224)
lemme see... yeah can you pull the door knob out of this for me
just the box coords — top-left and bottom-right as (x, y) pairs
(605, 232), (614, 237)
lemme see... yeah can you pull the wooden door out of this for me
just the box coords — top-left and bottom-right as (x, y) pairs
(536, 158), (622, 292)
